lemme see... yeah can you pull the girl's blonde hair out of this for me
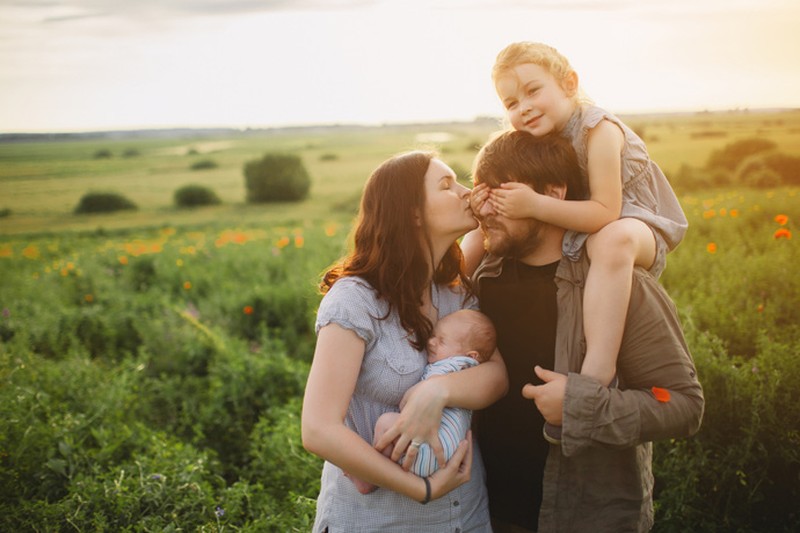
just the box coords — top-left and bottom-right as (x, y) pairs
(492, 41), (591, 104)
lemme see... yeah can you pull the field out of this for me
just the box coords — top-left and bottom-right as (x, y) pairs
(1, 110), (799, 531)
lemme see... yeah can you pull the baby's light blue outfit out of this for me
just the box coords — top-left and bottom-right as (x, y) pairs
(411, 355), (479, 478)
(561, 105), (688, 278)
(311, 276), (491, 533)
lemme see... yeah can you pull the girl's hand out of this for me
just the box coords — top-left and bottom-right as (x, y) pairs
(428, 430), (473, 500)
(373, 377), (448, 469)
(490, 182), (540, 219)
(469, 183), (490, 215)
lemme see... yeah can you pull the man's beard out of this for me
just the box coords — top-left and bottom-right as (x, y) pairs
(481, 216), (543, 258)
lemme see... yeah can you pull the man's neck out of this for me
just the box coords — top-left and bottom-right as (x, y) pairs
(517, 228), (565, 267)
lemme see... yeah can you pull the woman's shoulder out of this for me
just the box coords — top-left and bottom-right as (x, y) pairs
(323, 276), (380, 306)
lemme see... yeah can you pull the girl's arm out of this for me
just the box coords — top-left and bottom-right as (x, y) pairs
(491, 120), (625, 234)
(375, 348), (508, 464)
(302, 323), (473, 501)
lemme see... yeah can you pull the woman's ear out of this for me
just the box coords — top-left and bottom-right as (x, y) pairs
(414, 208), (423, 227)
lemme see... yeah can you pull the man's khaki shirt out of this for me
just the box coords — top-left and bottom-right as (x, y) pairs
(475, 253), (704, 532)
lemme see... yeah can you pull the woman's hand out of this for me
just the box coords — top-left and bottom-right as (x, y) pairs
(427, 430), (473, 500)
(374, 377), (448, 469)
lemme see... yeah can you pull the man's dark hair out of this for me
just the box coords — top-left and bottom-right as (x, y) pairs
(472, 131), (587, 201)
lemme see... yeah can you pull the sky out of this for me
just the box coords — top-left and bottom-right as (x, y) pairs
(0, 0), (798, 133)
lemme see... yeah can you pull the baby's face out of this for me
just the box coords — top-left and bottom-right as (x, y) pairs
(426, 316), (469, 363)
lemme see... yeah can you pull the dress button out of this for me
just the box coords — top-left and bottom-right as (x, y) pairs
(453, 500), (460, 507)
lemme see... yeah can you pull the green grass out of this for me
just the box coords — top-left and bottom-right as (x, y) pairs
(1, 110), (799, 531)
(3, 109), (796, 237)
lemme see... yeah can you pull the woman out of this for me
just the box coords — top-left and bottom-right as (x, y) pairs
(302, 151), (508, 531)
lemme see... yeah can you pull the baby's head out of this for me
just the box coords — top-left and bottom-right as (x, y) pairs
(427, 309), (496, 364)
(492, 41), (579, 98)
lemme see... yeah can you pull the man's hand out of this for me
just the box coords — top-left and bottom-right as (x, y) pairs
(522, 366), (566, 425)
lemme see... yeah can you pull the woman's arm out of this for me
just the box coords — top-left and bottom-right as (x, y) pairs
(376, 348), (508, 464)
(460, 228), (486, 278)
(302, 323), (473, 501)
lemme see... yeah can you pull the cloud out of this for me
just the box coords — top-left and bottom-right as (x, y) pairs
(28, 0), (378, 24)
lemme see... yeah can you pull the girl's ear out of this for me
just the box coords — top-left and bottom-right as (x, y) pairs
(414, 208), (423, 227)
(562, 71), (579, 98)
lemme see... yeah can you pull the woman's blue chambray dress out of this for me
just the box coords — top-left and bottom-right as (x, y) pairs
(311, 276), (492, 533)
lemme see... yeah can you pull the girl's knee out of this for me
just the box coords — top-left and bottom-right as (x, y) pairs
(588, 221), (639, 263)
(588, 219), (655, 270)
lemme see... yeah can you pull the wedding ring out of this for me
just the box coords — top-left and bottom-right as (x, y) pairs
(409, 440), (422, 449)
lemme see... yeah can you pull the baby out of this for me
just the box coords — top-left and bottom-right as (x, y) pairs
(347, 309), (496, 494)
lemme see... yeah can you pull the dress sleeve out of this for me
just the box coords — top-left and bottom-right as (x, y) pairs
(315, 277), (381, 347)
(561, 270), (705, 456)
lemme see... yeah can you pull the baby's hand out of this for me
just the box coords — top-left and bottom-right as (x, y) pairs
(469, 183), (490, 215)
(490, 182), (540, 219)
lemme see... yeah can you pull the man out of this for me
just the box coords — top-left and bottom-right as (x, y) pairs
(471, 131), (704, 532)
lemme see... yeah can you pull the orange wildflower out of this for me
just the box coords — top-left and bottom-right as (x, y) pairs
(183, 281), (192, 290)
(84, 294), (94, 303)
(243, 305), (254, 315)
(706, 242), (717, 254)
(22, 245), (40, 260)
(702, 209), (716, 220)
(730, 209), (739, 218)
(119, 255), (129, 265)
(757, 304), (764, 313)
(276, 236), (290, 249)
(294, 235), (305, 248)
(651, 387), (671, 403)
(774, 228), (792, 240)
(774, 214), (788, 225)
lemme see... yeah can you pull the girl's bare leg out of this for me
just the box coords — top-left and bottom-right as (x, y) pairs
(582, 218), (656, 386)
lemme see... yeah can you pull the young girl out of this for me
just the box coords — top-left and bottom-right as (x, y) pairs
(462, 41), (687, 438)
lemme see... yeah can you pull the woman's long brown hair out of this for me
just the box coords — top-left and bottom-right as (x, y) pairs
(321, 151), (471, 351)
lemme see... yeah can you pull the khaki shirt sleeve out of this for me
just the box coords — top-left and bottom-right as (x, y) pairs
(561, 269), (705, 457)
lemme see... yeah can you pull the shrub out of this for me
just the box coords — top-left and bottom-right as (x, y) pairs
(174, 184), (222, 208)
(706, 138), (776, 171)
(121, 148), (140, 158)
(74, 192), (137, 214)
(93, 149), (112, 159)
(0, 208), (11, 218)
(736, 152), (800, 187)
(319, 153), (338, 161)
(190, 159), (218, 171)
(244, 153), (311, 203)
(671, 164), (731, 192)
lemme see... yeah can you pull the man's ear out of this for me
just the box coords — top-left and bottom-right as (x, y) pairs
(543, 183), (567, 201)
(562, 71), (579, 98)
